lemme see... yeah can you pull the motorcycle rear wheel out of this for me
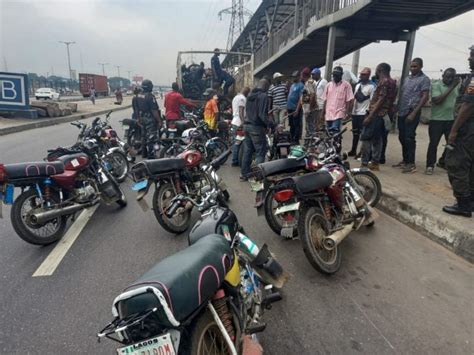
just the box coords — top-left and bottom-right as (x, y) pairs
(152, 182), (191, 234)
(11, 189), (67, 245)
(264, 185), (298, 238)
(298, 206), (341, 274)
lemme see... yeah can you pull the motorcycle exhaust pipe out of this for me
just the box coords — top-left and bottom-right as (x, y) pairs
(323, 222), (355, 250)
(31, 202), (91, 224)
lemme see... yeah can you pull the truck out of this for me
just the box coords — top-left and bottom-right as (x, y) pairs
(79, 73), (109, 97)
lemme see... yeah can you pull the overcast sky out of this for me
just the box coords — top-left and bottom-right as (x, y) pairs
(1, 0), (473, 84)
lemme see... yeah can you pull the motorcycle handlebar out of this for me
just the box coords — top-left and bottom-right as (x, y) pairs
(210, 149), (232, 170)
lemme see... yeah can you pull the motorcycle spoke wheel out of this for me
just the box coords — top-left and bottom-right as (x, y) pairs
(197, 324), (231, 355)
(22, 196), (62, 238)
(162, 189), (187, 225)
(307, 214), (337, 264)
(352, 171), (381, 207)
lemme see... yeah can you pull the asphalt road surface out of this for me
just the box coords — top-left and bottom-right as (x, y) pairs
(0, 109), (472, 354)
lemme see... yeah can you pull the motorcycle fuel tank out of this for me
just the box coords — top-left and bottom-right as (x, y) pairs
(178, 149), (202, 169)
(58, 153), (90, 171)
(188, 206), (239, 246)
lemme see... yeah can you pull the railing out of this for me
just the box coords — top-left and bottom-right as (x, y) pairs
(254, 0), (361, 68)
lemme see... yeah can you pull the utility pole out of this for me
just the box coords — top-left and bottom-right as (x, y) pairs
(59, 41), (75, 79)
(115, 65), (121, 78)
(218, 0), (253, 51)
(98, 62), (109, 76)
(127, 70), (132, 81)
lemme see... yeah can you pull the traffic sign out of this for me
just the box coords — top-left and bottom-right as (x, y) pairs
(0, 72), (29, 110)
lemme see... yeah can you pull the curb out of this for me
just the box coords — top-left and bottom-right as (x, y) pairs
(378, 186), (473, 263)
(0, 105), (132, 136)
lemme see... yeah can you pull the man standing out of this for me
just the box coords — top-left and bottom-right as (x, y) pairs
(211, 48), (235, 96)
(115, 87), (123, 105)
(350, 67), (375, 156)
(360, 63), (397, 171)
(231, 86), (251, 166)
(443, 45), (474, 217)
(425, 68), (460, 175)
(311, 68), (327, 131)
(300, 68), (317, 137)
(164, 82), (196, 122)
(322, 66), (354, 133)
(393, 58), (430, 173)
(90, 87), (96, 105)
(287, 70), (305, 143)
(268, 72), (288, 127)
(240, 79), (271, 180)
(132, 79), (162, 158)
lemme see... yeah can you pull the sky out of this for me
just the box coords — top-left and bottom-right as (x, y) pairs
(1, 0), (473, 84)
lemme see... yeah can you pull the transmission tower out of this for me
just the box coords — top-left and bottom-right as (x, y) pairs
(218, 0), (253, 51)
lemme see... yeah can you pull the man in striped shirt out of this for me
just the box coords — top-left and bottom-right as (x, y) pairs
(268, 72), (288, 128)
(321, 66), (354, 133)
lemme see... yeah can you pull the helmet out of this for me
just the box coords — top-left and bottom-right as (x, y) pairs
(141, 79), (153, 92)
(289, 145), (305, 158)
(181, 128), (199, 144)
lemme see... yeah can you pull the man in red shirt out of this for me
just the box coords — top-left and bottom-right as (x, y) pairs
(164, 82), (196, 121)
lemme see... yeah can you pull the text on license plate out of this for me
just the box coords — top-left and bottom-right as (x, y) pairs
(117, 333), (175, 355)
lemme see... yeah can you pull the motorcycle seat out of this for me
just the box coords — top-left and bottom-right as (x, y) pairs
(4, 161), (65, 180)
(292, 170), (333, 194)
(141, 158), (186, 175)
(258, 158), (306, 178)
(175, 119), (192, 132)
(117, 234), (233, 326)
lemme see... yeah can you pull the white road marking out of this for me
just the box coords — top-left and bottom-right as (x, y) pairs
(32, 204), (99, 277)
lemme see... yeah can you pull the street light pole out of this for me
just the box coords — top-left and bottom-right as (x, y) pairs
(115, 65), (121, 77)
(98, 62), (109, 76)
(59, 41), (75, 80)
(127, 70), (132, 81)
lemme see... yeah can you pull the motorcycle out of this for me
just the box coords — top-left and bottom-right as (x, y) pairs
(0, 138), (127, 245)
(130, 149), (231, 234)
(251, 128), (381, 239)
(98, 188), (287, 355)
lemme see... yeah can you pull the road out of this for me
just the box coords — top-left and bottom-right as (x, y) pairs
(0, 109), (472, 354)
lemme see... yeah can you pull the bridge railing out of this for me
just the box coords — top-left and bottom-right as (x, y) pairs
(254, 0), (360, 69)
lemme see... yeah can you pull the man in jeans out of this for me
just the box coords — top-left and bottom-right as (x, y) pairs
(240, 79), (271, 181)
(394, 58), (430, 173)
(287, 71), (305, 143)
(230, 86), (250, 166)
(322, 66), (354, 134)
(268, 72), (288, 127)
(299, 68), (318, 137)
(360, 63), (397, 171)
(425, 68), (460, 175)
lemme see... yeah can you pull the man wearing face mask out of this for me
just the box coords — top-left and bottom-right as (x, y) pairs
(425, 68), (460, 175)
(321, 66), (354, 134)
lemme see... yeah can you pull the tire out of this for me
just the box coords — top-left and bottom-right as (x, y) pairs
(11, 189), (67, 245)
(105, 151), (129, 183)
(116, 188), (127, 207)
(298, 206), (341, 274)
(181, 308), (239, 355)
(208, 139), (228, 162)
(152, 182), (191, 234)
(352, 170), (382, 207)
(263, 186), (298, 238)
(222, 189), (230, 202)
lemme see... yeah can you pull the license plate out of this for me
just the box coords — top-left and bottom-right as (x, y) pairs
(250, 181), (263, 192)
(236, 135), (245, 141)
(275, 202), (300, 215)
(132, 179), (148, 191)
(117, 333), (176, 355)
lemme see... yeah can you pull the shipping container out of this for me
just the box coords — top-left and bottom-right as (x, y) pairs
(79, 73), (109, 97)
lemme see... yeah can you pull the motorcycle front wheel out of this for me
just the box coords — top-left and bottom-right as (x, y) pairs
(208, 138), (228, 162)
(152, 182), (191, 234)
(298, 206), (341, 274)
(351, 170), (382, 207)
(105, 151), (129, 183)
(11, 189), (67, 245)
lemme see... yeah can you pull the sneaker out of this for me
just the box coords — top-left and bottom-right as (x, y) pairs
(392, 161), (405, 168)
(402, 164), (417, 174)
(368, 162), (380, 171)
(348, 150), (356, 157)
(425, 167), (434, 175)
(239, 175), (248, 182)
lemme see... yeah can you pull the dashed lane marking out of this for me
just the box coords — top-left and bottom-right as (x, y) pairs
(32, 204), (99, 277)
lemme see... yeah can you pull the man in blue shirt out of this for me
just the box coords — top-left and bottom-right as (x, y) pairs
(287, 69), (306, 143)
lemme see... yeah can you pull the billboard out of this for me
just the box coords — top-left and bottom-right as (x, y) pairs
(0, 72), (30, 110)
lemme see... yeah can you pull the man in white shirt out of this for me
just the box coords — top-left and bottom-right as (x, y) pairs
(231, 86), (251, 166)
(311, 68), (327, 130)
(349, 67), (375, 156)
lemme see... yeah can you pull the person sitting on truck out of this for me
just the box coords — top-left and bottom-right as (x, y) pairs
(164, 82), (196, 123)
(132, 79), (162, 158)
(211, 48), (235, 96)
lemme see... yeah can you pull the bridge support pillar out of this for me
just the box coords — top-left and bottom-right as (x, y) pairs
(400, 30), (417, 90)
(352, 49), (361, 75)
(325, 25), (337, 81)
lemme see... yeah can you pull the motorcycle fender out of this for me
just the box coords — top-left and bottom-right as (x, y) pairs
(275, 202), (300, 215)
(107, 146), (122, 154)
(224, 253), (240, 287)
(206, 137), (222, 148)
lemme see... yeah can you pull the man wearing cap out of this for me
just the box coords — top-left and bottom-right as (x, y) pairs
(287, 70), (305, 143)
(299, 67), (318, 136)
(322, 66), (354, 133)
(268, 73), (288, 127)
(349, 67), (375, 156)
(311, 68), (327, 130)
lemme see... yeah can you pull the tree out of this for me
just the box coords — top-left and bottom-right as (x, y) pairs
(108, 77), (131, 91)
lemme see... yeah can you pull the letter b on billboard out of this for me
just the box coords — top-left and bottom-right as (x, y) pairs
(0, 72), (29, 110)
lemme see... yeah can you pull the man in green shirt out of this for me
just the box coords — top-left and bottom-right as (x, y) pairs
(425, 68), (460, 175)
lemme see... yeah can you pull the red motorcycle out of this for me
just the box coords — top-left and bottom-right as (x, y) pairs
(0, 139), (127, 245)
